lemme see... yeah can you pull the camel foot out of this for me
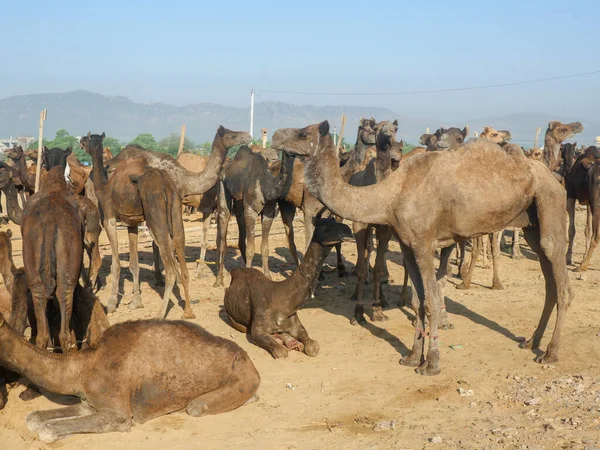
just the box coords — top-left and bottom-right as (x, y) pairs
(573, 265), (587, 273)
(350, 314), (367, 326)
(212, 278), (224, 288)
(128, 294), (144, 310)
(106, 295), (118, 313)
(269, 346), (289, 359)
(399, 290), (411, 307)
(519, 338), (538, 350)
(415, 360), (441, 376)
(511, 252), (522, 260)
(304, 339), (320, 357)
(263, 271), (272, 281)
(455, 282), (470, 290)
(535, 352), (558, 364)
(337, 266), (348, 278)
(244, 394), (259, 406)
(439, 319), (454, 330)
(399, 354), (421, 368)
(371, 308), (389, 322)
(491, 282), (505, 290)
(19, 386), (41, 402)
(181, 310), (196, 320)
(37, 423), (61, 444)
(566, 256), (573, 266)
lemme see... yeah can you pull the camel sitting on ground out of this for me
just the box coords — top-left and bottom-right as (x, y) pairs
(565, 146), (600, 270)
(214, 146), (295, 287)
(22, 166), (84, 353)
(224, 216), (353, 358)
(0, 315), (260, 443)
(273, 121), (572, 376)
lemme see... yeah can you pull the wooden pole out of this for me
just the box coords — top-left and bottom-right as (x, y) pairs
(533, 126), (541, 148)
(34, 109), (47, 192)
(426, 127), (430, 134)
(336, 114), (347, 154)
(261, 128), (268, 148)
(177, 125), (186, 156)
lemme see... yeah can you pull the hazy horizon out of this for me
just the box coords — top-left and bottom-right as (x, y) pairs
(3, 0), (599, 123)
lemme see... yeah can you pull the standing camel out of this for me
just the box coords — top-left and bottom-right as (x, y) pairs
(542, 120), (584, 179)
(273, 121), (572, 376)
(213, 146), (295, 287)
(21, 166), (83, 352)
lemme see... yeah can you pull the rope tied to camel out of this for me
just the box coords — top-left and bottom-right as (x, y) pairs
(0, 315), (4, 328)
(415, 328), (439, 340)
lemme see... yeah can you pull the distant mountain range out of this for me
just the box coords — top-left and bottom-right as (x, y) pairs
(0, 90), (597, 146)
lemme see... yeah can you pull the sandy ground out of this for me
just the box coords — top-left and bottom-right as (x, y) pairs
(0, 207), (599, 450)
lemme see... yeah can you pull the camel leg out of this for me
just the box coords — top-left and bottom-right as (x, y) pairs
(194, 211), (212, 278)
(243, 203), (258, 270)
(481, 235), (490, 269)
(566, 197), (576, 265)
(512, 228), (523, 260)
(186, 362), (260, 417)
(520, 225), (571, 363)
(576, 200), (599, 272)
(284, 313), (319, 357)
(214, 182), (231, 287)
(86, 240), (101, 293)
(459, 240), (470, 279)
(104, 217), (121, 312)
(234, 200), (246, 263)
(126, 226), (143, 310)
(145, 227), (178, 320)
(32, 408), (131, 444)
(436, 245), (455, 330)
(585, 204), (592, 254)
(151, 242), (163, 286)
(398, 243), (426, 368)
(30, 285), (50, 350)
(172, 202), (195, 319)
(399, 260), (412, 307)
(260, 203), (275, 279)
(490, 232), (504, 290)
(26, 403), (95, 433)
(350, 223), (369, 325)
(55, 280), (76, 353)
(279, 201), (300, 266)
(250, 322), (289, 359)
(456, 236), (481, 290)
(371, 226), (391, 322)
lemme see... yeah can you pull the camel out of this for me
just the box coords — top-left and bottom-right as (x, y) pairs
(214, 146), (295, 287)
(21, 166), (84, 353)
(83, 133), (193, 319)
(339, 118), (378, 179)
(420, 126), (468, 151)
(272, 121), (572, 376)
(0, 315), (260, 443)
(348, 120), (403, 324)
(565, 146), (600, 270)
(542, 120), (584, 178)
(4, 145), (35, 202)
(0, 164), (24, 225)
(224, 216), (353, 358)
(176, 145), (278, 273)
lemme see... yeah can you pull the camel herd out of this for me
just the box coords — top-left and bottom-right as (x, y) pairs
(0, 116), (594, 442)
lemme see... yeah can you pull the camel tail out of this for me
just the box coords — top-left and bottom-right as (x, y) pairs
(39, 224), (57, 298)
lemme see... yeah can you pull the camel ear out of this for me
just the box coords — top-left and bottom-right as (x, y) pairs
(548, 121), (559, 130)
(398, 139), (404, 147)
(101, 132), (105, 139)
(462, 126), (469, 138)
(87, 132), (92, 140)
(217, 126), (226, 137)
(573, 141), (577, 148)
(483, 126), (490, 133)
(393, 119), (398, 126)
(6, 229), (11, 239)
(319, 121), (330, 137)
(65, 146), (72, 156)
(43, 145), (49, 152)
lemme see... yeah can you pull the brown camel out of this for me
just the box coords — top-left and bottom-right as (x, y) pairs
(542, 120), (584, 177)
(176, 145), (278, 273)
(273, 121), (572, 376)
(566, 146), (600, 270)
(0, 315), (260, 443)
(348, 120), (403, 324)
(214, 146), (296, 287)
(21, 166), (83, 352)
(4, 145), (35, 202)
(420, 126), (468, 151)
(339, 118), (378, 179)
(0, 164), (24, 225)
(224, 216), (353, 358)
(83, 133), (193, 319)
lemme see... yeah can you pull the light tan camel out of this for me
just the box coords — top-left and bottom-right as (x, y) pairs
(273, 121), (572, 376)
(0, 315), (260, 443)
(83, 133), (194, 319)
(542, 120), (584, 176)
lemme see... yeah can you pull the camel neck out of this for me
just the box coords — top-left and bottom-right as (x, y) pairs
(12, 155), (35, 190)
(90, 144), (109, 202)
(375, 141), (393, 182)
(0, 324), (85, 397)
(543, 133), (561, 172)
(0, 255), (16, 293)
(304, 134), (393, 225)
(287, 242), (330, 310)
(2, 182), (23, 226)
(340, 140), (375, 182)
(177, 134), (228, 197)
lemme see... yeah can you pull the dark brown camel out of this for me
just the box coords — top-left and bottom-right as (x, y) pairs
(4, 145), (34, 202)
(83, 133), (193, 319)
(565, 146), (600, 270)
(0, 315), (260, 443)
(273, 121), (572, 376)
(0, 164), (24, 225)
(224, 216), (353, 358)
(21, 166), (83, 352)
(348, 120), (403, 324)
(214, 146), (295, 287)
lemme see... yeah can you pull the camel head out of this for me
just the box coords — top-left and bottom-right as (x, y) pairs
(42, 146), (72, 172)
(0, 164), (15, 189)
(546, 121), (584, 143)
(480, 126), (512, 144)
(249, 144), (279, 163)
(526, 148), (544, 161)
(375, 120), (402, 168)
(272, 122), (330, 157)
(435, 126), (468, 150)
(216, 126), (252, 150)
(311, 216), (354, 247)
(81, 132), (106, 156)
(24, 149), (38, 161)
(3, 145), (24, 161)
(103, 147), (113, 164)
(357, 117), (377, 146)
(419, 133), (437, 149)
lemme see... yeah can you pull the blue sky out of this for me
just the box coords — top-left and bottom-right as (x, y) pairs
(2, 0), (599, 121)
